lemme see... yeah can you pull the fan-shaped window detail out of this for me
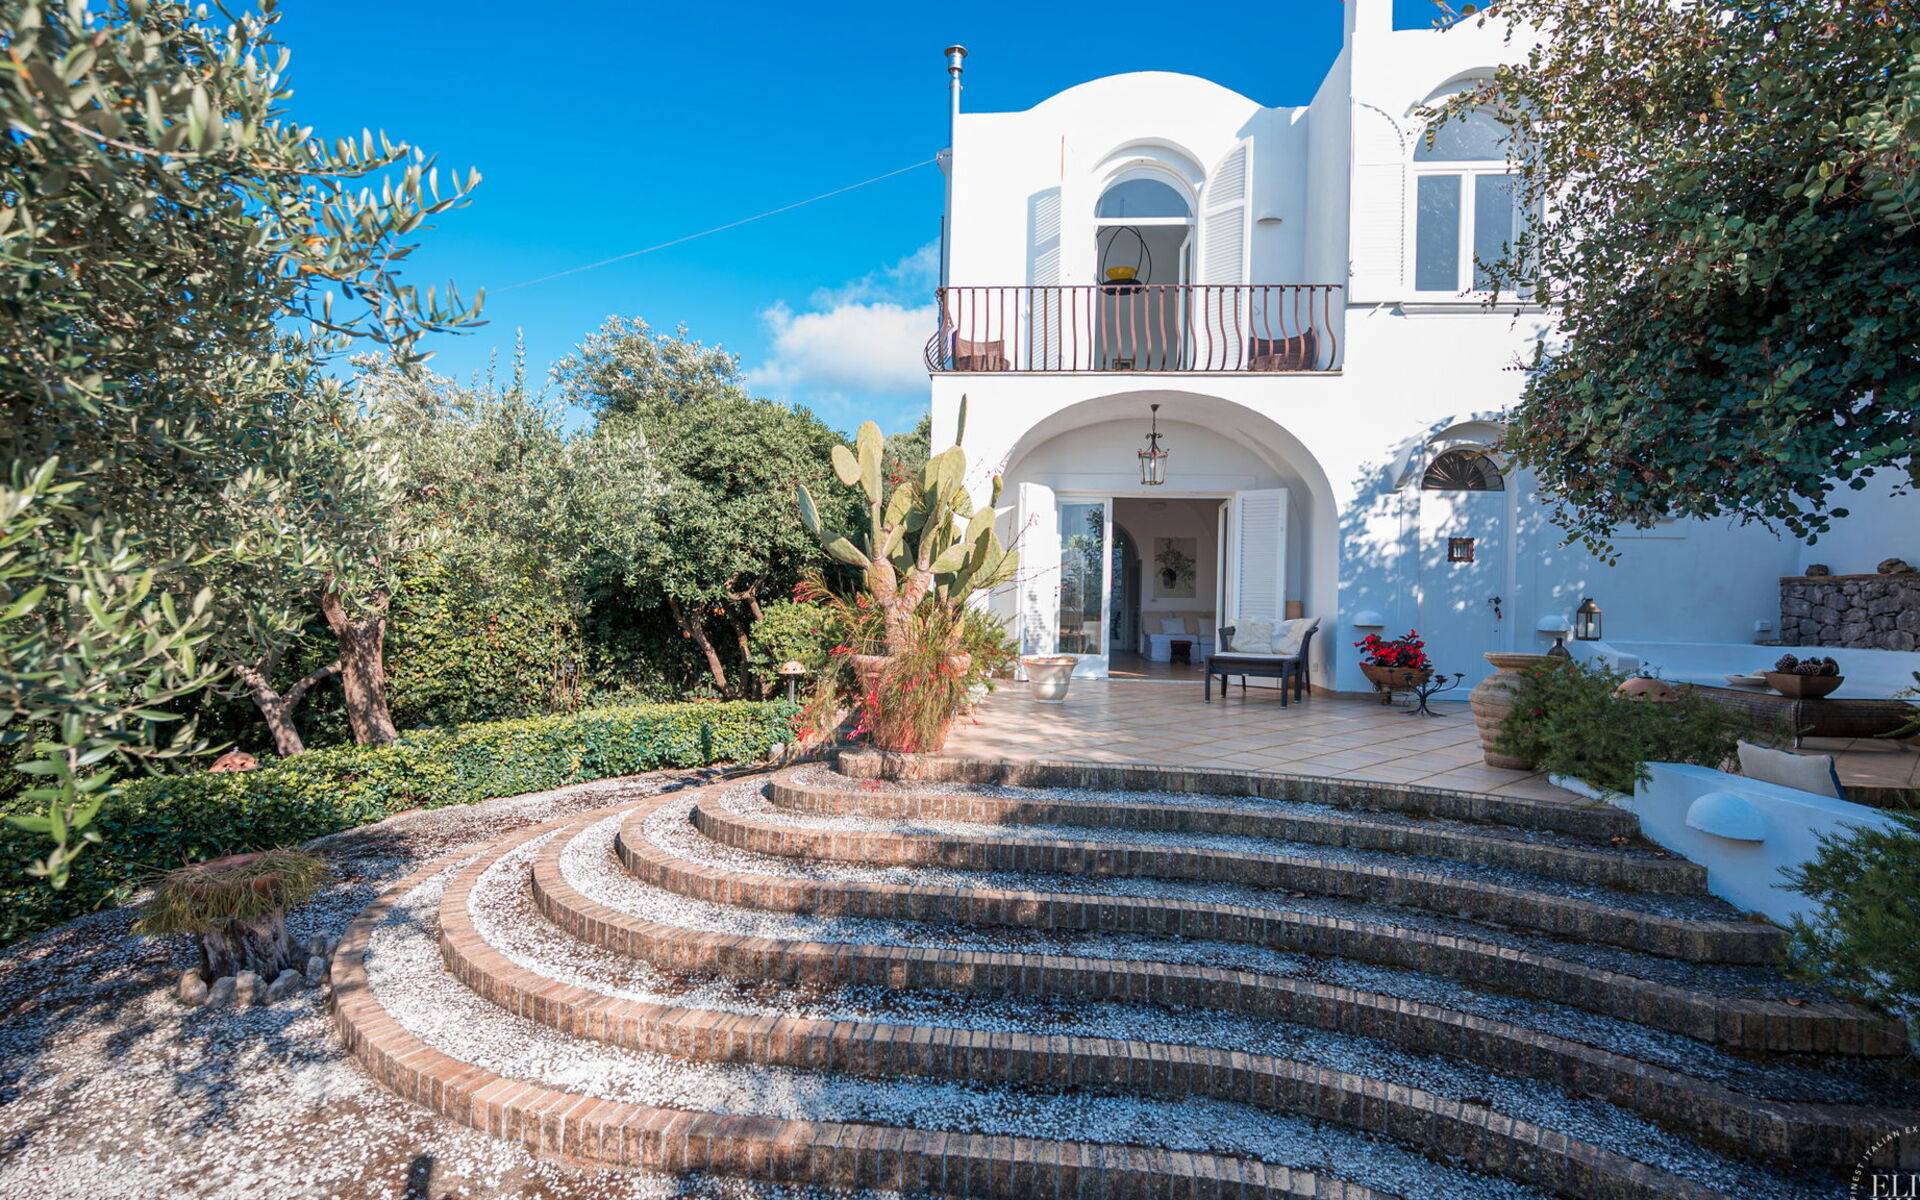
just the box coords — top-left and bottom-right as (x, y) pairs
(1414, 109), (1510, 161)
(1422, 448), (1505, 491)
(1096, 178), (1191, 220)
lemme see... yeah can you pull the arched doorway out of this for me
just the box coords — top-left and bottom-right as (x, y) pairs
(1416, 445), (1510, 687)
(1094, 175), (1193, 370)
(1110, 524), (1141, 659)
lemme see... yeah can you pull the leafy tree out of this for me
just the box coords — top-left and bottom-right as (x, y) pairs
(555, 318), (852, 695)
(1446, 0), (1918, 553)
(0, 0), (479, 883)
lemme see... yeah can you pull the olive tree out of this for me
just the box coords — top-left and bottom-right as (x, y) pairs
(0, 0), (480, 883)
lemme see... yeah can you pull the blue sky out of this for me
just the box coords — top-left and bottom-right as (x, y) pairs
(277, 1), (1449, 433)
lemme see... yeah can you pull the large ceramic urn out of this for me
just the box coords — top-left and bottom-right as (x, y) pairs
(1470, 652), (1552, 769)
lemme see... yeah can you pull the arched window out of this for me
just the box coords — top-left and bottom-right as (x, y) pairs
(1096, 177), (1191, 220)
(1421, 448), (1505, 491)
(1411, 108), (1534, 295)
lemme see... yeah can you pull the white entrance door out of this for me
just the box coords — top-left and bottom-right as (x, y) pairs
(1417, 488), (1508, 690)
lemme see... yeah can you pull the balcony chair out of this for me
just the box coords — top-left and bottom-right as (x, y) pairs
(951, 336), (1008, 371)
(1205, 618), (1320, 706)
(1247, 330), (1319, 372)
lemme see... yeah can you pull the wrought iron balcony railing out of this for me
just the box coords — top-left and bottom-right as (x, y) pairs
(924, 283), (1342, 374)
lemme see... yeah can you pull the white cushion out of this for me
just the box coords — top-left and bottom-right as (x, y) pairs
(1736, 741), (1845, 800)
(1158, 617), (1190, 635)
(1232, 619), (1276, 655)
(1271, 617), (1320, 657)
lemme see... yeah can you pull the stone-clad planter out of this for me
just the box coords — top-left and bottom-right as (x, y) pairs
(1471, 652), (1551, 769)
(1780, 572), (1920, 650)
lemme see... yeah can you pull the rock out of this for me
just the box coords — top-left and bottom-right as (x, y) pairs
(176, 968), (209, 1007)
(231, 969), (259, 1007)
(305, 955), (328, 987)
(1805, 563), (1831, 577)
(1878, 557), (1915, 575)
(265, 969), (304, 1003)
(205, 975), (236, 1008)
(208, 750), (260, 773)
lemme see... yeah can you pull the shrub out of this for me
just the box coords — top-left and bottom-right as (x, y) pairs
(1783, 814), (1920, 1035)
(1495, 661), (1786, 796)
(0, 699), (794, 946)
(747, 598), (850, 679)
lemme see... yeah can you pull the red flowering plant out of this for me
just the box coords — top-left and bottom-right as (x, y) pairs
(1354, 630), (1432, 673)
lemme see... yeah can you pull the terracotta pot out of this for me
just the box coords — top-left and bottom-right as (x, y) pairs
(1470, 652), (1551, 769)
(1615, 676), (1680, 703)
(1360, 662), (1430, 704)
(1022, 655), (1077, 702)
(1765, 671), (1844, 699)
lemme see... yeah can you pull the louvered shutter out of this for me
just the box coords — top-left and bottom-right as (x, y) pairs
(1228, 488), (1289, 624)
(1016, 482), (1060, 663)
(1201, 140), (1254, 367)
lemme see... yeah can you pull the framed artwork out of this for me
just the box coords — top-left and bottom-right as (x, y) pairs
(1153, 537), (1198, 598)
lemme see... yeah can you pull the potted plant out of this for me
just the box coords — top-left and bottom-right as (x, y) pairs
(1022, 654), (1078, 701)
(794, 397), (1020, 751)
(1355, 629), (1432, 703)
(1766, 653), (1845, 699)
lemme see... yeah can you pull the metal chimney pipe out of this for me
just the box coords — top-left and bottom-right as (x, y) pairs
(940, 45), (967, 293)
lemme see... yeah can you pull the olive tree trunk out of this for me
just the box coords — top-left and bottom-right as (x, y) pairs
(320, 587), (398, 746)
(667, 596), (730, 693)
(236, 657), (341, 757)
(197, 914), (294, 981)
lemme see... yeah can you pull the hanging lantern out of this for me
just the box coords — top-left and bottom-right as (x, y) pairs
(1573, 597), (1603, 641)
(1137, 403), (1168, 486)
(1099, 226), (1151, 293)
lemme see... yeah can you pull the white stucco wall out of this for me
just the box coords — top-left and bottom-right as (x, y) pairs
(933, 0), (1917, 695)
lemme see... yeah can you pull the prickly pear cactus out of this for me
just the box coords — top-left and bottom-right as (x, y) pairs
(795, 396), (1017, 650)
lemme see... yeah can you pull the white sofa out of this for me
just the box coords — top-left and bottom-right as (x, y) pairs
(1145, 613), (1216, 662)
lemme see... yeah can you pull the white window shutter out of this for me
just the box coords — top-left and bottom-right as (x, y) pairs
(1027, 187), (1061, 369)
(1229, 488), (1289, 624)
(1200, 140), (1252, 285)
(1016, 482), (1060, 659)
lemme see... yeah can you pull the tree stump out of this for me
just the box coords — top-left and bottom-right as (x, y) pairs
(135, 849), (328, 984)
(196, 912), (296, 981)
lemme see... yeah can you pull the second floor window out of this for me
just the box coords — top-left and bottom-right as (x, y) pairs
(1412, 109), (1534, 296)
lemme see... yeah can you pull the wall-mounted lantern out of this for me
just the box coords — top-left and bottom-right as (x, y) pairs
(1137, 403), (1168, 486)
(1573, 598), (1603, 642)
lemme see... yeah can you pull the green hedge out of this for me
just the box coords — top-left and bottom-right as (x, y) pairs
(1, 700), (796, 946)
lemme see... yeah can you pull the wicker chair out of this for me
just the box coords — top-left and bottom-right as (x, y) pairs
(1205, 622), (1318, 706)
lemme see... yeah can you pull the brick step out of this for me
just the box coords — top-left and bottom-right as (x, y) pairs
(837, 751), (1641, 840)
(695, 798), (1776, 965)
(577, 795), (1902, 1060)
(330, 840), (1409, 1200)
(465, 808), (1915, 1175)
(429, 821), (1791, 1198)
(770, 769), (1707, 894)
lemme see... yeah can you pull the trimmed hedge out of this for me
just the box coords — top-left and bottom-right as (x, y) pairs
(1, 700), (796, 947)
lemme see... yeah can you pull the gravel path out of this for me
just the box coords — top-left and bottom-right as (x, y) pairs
(382, 852), (1547, 1200)
(469, 831), (1846, 1195)
(0, 768), (896, 1200)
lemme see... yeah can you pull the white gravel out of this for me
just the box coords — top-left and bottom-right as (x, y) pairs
(375, 856), (1555, 1200)
(0, 768), (902, 1200)
(466, 834), (1844, 1197)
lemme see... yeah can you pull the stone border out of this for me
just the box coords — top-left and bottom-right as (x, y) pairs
(702, 799), (1769, 964)
(432, 815), (1750, 1198)
(328, 826), (1390, 1200)
(838, 752), (1638, 840)
(768, 773), (1708, 894)
(594, 801), (1903, 1067)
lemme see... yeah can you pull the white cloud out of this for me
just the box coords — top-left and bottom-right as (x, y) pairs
(744, 242), (938, 414)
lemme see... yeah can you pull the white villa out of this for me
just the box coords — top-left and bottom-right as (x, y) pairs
(929, 0), (1919, 697)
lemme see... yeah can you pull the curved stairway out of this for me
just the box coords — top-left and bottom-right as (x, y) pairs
(332, 752), (1920, 1199)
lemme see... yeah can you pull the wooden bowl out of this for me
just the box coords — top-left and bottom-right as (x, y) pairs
(1764, 671), (1844, 699)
